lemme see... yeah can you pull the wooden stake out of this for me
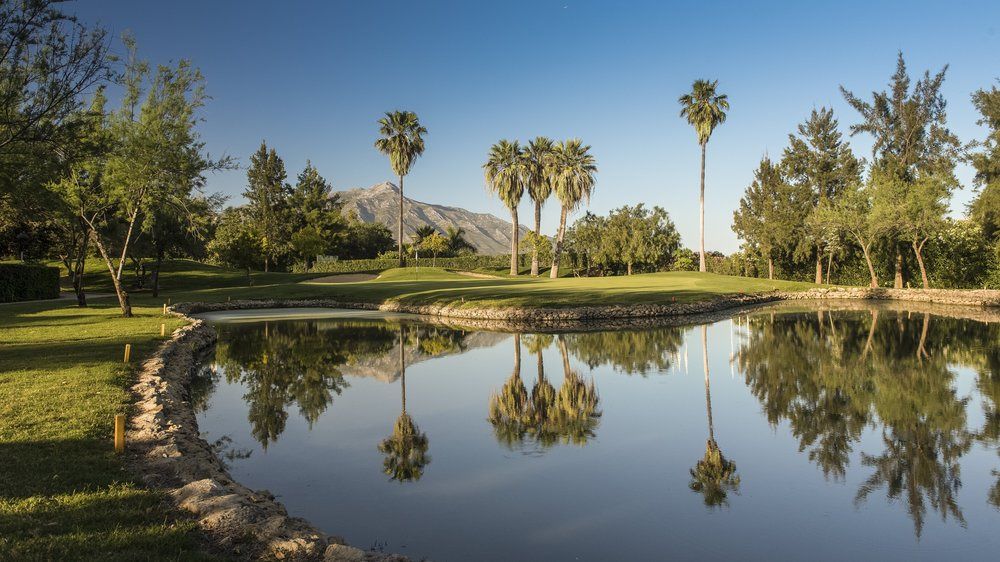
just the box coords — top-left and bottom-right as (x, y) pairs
(114, 414), (125, 453)
(162, 303), (167, 315)
(160, 323), (166, 337)
(123, 343), (131, 363)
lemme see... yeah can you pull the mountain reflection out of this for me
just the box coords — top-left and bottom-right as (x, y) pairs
(737, 308), (1000, 536)
(488, 334), (601, 450)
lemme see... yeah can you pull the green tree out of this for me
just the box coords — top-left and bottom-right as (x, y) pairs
(524, 136), (555, 275)
(602, 204), (680, 274)
(810, 181), (881, 287)
(374, 110), (427, 267)
(413, 225), (437, 245)
(733, 156), (803, 279)
(968, 82), (1000, 242)
(420, 232), (448, 266)
(780, 108), (862, 283)
(209, 207), (262, 285)
(549, 139), (598, 278)
(244, 141), (290, 272)
(841, 53), (961, 288)
(484, 139), (526, 275)
(679, 79), (730, 272)
(519, 231), (552, 271)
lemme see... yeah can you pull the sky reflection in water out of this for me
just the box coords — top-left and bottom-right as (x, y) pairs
(194, 306), (1000, 561)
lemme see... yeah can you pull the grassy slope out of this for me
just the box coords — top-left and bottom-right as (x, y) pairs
(0, 300), (213, 561)
(1, 259), (813, 558)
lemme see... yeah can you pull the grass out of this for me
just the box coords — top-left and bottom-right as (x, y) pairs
(0, 300), (213, 561)
(1, 258), (815, 558)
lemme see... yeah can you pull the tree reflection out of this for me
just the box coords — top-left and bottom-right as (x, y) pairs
(737, 308), (997, 536)
(378, 326), (431, 482)
(564, 327), (684, 375)
(689, 325), (740, 507)
(488, 334), (601, 450)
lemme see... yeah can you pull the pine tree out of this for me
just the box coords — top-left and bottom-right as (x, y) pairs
(244, 141), (290, 271)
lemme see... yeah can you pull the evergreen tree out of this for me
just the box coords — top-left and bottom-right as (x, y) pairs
(244, 141), (290, 272)
(969, 82), (1000, 242)
(733, 156), (806, 279)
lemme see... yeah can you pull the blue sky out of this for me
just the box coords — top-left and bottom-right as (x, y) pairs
(72, 0), (1000, 252)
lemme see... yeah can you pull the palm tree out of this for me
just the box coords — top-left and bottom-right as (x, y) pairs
(444, 226), (476, 255)
(549, 139), (598, 278)
(679, 80), (729, 272)
(413, 225), (436, 245)
(378, 326), (430, 482)
(689, 325), (740, 507)
(483, 139), (526, 275)
(524, 137), (555, 276)
(374, 111), (427, 267)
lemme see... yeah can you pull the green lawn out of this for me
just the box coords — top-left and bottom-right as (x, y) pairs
(0, 300), (213, 561)
(1, 259), (815, 559)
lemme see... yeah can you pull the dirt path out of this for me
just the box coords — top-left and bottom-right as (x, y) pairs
(302, 273), (378, 284)
(455, 271), (502, 279)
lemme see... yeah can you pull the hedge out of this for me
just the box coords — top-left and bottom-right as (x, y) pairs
(297, 254), (571, 274)
(0, 263), (60, 302)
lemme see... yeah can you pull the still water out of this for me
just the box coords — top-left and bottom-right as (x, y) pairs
(194, 306), (1000, 561)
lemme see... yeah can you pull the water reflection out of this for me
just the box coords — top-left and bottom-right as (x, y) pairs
(487, 334), (602, 450)
(736, 309), (1000, 535)
(690, 325), (740, 507)
(377, 326), (431, 482)
(563, 327), (684, 375)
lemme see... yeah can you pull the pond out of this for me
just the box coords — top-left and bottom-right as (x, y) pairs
(193, 305), (1000, 561)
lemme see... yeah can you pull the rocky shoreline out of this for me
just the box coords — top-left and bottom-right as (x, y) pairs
(137, 286), (999, 561)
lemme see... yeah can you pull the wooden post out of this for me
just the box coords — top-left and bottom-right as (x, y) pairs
(123, 343), (131, 363)
(160, 323), (166, 337)
(114, 414), (125, 453)
(167, 297), (171, 306)
(162, 303), (167, 315)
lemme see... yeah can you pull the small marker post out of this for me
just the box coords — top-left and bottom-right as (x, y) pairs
(162, 303), (167, 315)
(160, 323), (166, 337)
(114, 414), (125, 454)
(123, 343), (131, 363)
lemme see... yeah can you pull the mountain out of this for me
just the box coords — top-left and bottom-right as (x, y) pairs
(335, 182), (531, 255)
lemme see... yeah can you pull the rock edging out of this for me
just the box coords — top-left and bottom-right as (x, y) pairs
(129, 317), (406, 562)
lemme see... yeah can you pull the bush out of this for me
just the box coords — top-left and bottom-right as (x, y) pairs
(0, 263), (60, 302)
(306, 255), (517, 274)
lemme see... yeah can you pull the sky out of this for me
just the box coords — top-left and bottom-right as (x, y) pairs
(71, 0), (1000, 253)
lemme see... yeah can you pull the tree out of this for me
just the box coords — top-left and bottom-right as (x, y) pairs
(291, 226), (326, 270)
(811, 181), (881, 287)
(780, 108), (862, 283)
(733, 157), (804, 279)
(378, 326), (430, 482)
(602, 204), (680, 274)
(244, 141), (290, 272)
(679, 79), (729, 272)
(524, 136), (554, 275)
(413, 225), (436, 245)
(375, 110), (427, 267)
(841, 53), (961, 288)
(519, 232), (552, 272)
(444, 226), (476, 255)
(484, 139), (526, 276)
(209, 207), (262, 285)
(0, 0), (110, 226)
(68, 41), (226, 317)
(969, 82), (1000, 242)
(340, 216), (395, 259)
(419, 232), (448, 266)
(145, 192), (224, 297)
(549, 139), (597, 278)
(288, 161), (345, 263)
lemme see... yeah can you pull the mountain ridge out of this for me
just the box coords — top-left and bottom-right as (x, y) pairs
(335, 182), (531, 255)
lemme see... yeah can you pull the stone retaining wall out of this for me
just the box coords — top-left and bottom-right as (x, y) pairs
(129, 318), (407, 562)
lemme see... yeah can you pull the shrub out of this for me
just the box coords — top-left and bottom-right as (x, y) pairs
(0, 263), (60, 302)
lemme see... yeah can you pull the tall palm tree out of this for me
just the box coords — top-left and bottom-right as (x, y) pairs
(524, 136), (555, 276)
(374, 111), (427, 267)
(483, 139), (526, 275)
(549, 139), (598, 278)
(679, 80), (729, 272)
(444, 226), (476, 255)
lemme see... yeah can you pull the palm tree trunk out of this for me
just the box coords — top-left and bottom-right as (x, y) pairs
(701, 325), (713, 443)
(536, 348), (544, 382)
(399, 327), (406, 413)
(550, 205), (568, 279)
(398, 175), (405, 268)
(558, 336), (571, 380)
(699, 142), (707, 273)
(531, 200), (541, 276)
(510, 206), (519, 276)
(513, 334), (521, 375)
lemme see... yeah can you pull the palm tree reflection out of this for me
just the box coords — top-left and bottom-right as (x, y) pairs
(689, 325), (740, 507)
(378, 325), (431, 482)
(488, 334), (601, 450)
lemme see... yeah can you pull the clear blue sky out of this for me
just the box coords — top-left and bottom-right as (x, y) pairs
(72, 0), (1000, 252)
